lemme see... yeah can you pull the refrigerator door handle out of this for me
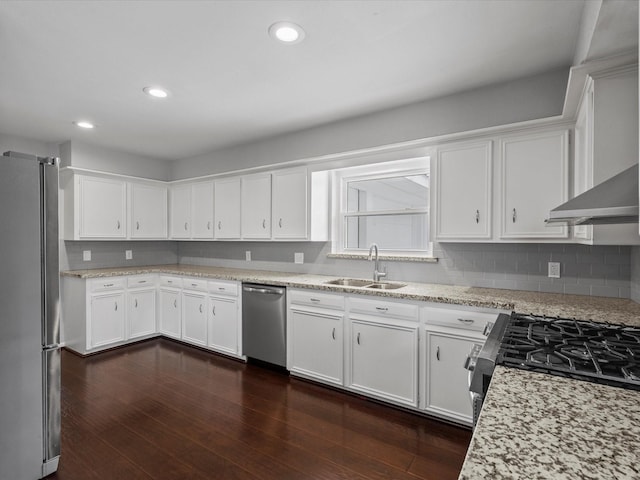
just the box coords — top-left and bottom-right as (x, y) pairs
(42, 158), (60, 348)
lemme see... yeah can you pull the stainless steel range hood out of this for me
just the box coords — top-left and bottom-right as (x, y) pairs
(546, 164), (639, 225)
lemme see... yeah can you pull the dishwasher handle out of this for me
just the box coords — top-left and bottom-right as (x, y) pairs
(243, 285), (285, 296)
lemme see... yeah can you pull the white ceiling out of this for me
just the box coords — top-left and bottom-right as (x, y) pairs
(0, 0), (627, 161)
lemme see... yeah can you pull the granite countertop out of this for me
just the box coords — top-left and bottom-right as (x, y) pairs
(459, 366), (640, 480)
(61, 264), (640, 326)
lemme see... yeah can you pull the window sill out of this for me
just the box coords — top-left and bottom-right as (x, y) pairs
(327, 253), (438, 263)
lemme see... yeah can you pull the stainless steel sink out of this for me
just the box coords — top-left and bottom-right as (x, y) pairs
(325, 278), (373, 287)
(325, 278), (406, 290)
(365, 282), (406, 290)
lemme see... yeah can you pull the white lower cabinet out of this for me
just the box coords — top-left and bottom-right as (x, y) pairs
(182, 291), (208, 347)
(127, 288), (157, 339)
(159, 288), (181, 339)
(348, 317), (419, 407)
(208, 296), (239, 355)
(424, 328), (483, 425)
(89, 291), (126, 349)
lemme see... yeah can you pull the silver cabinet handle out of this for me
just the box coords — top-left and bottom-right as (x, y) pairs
(134, 299), (138, 308)
(191, 283), (198, 287)
(218, 221), (221, 230)
(114, 301), (118, 311)
(136, 221), (140, 230)
(184, 222), (188, 230)
(332, 327), (336, 340)
(262, 219), (266, 229)
(207, 221), (211, 230)
(173, 299), (177, 308)
(512, 208), (517, 223)
(218, 287), (226, 291)
(116, 220), (121, 230)
(310, 298), (320, 303)
(475, 210), (480, 224)
(279, 218), (283, 228)
(138, 280), (146, 284)
(212, 305), (216, 316)
(104, 283), (114, 288)
(375, 306), (388, 312)
(457, 318), (475, 324)
(199, 304), (203, 313)
(436, 346), (440, 361)
(356, 332), (361, 345)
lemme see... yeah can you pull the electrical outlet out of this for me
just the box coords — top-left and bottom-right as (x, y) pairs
(548, 262), (561, 278)
(125, 250), (133, 260)
(82, 250), (91, 261)
(245, 251), (251, 261)
(294, 252), (304, 264)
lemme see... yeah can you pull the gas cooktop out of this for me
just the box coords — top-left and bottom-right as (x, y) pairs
(497, 313), (640, 391)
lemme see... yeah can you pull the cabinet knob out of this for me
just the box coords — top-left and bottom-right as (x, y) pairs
(512, 208), (517, 223)
(332, 327), (336, 340)
(116, 220), (121, 230)
(356, 332), (361, 345)
(136, 221), (140, 230)
(212, 305), (216, 316)
(114, 301), (118, 311)
(134, 299), (138, 308)
(475, 210), (480, 224)
(436, 345), (440, 361)
(207, 221), (211, 230)
(199, 304), (203, 314)
(174, 299), (177, 308)
(279, 218), (283, 228)
(262, 219), (266, 229)
(184, 222), (188, 231)
(218, 221), (222, 230)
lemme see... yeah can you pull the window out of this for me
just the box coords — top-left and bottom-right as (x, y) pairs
(334, 157), (431, 256)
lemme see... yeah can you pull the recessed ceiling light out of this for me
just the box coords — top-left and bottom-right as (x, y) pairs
(269, 21), (305, 44)
(143, 86), (169, 98)
(74, 121), (95, 129)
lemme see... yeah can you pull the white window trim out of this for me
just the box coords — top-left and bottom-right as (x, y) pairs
(331, 156), (433, 257)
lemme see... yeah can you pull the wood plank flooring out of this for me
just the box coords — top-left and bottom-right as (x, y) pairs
(51, 339), (471, 480)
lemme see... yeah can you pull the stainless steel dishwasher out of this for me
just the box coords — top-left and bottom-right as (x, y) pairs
(242, 283), (287, 367)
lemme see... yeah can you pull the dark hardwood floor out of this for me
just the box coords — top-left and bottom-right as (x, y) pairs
(52, 339), (471, 480)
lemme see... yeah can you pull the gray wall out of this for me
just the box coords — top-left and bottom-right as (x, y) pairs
(631, 246), (640, 302)
(61, 241), (178, 271)
(178, 241), (632, 299)
(170, 68), (568, 179)
(0, 132), (59, 158)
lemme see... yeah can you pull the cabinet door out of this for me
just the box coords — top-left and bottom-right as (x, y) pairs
(290, 309), (343, 386)
(89, 291), (126, 349)
(170, 185), (191, 239)
(128, 289), (157, 339)
(159, 289), (181, 339)
(272, 169), (308, 239)
(241, 173), (271, 239)
(130, 182), (168, 239)
(208, 296), (239, 355)
(79, 176), (127, 238)
(214, 177), (241, 239)
(349, 318), (418, 407)
(425, 330), (482, 425)
(192, 182), (214, 239)
(182, 291), (208, 347)
(500, 130), (569, 239)
(435, 141), (492, 240)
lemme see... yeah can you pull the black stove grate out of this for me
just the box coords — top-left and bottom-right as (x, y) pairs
(496, 313), (640, 391)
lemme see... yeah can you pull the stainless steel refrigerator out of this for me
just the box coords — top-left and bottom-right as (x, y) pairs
(1, 151), (60, 478)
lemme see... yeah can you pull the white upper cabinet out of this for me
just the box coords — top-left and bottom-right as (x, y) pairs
(574, 67), (639, 245)
(170, 184), (191, 239)
(214, 177), (241, 239)
(499, 129), (569, 240)
(241, 173), (272, 239)
(129, 182), (168, 239)
(272, 168), (308, 239)
(191, 182), (214, 239)
(434, 141), (492, 241)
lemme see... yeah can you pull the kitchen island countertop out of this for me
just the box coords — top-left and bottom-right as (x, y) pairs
(61, 264), (640, 326)
(459, 366), (640, 480)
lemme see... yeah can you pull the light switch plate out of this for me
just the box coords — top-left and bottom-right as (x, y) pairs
(125, 250), (133, 260)
(548, 262), (561, 278)
(245, 251), (251, 261)
(294, 252), (304, 264)
(82, 250), (91, 261)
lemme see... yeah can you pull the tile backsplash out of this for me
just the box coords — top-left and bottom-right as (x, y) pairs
(61, 241), (178, 271)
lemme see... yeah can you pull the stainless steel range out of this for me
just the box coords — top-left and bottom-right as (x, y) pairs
(467, 312), (640, 426)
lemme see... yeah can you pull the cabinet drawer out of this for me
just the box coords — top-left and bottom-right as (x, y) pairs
(349, 297), (418, 320)
(127, 275), (157, 288)
(90, 277), (126, 292)
(159, 276), (183, 288)
(183, 278), (207, 291)
(208, 280), (238, 297)
(423, 306), (499, 333)
(290, 290), (345, 310)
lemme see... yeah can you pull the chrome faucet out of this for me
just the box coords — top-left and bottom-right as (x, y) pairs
(368, 243), (387, 283)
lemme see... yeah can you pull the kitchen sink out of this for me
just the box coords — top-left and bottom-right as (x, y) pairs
(325, 278), (373, 287)
(325, 279), (406, 290)
(365, 282), (406, 290)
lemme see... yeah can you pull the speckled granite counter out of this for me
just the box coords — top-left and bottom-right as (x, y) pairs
(61, 264), (640, 326)
(459, 366), (640, 480)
